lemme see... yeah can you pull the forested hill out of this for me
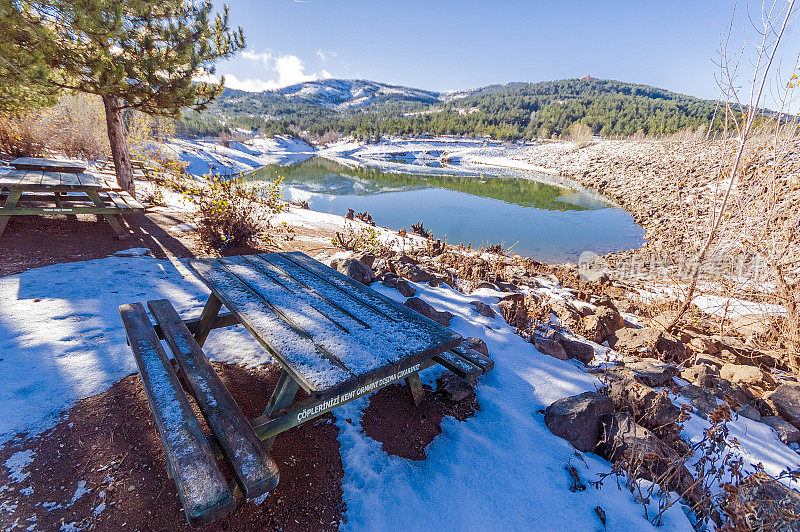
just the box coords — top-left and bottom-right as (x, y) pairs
(178, 78), (727, 140)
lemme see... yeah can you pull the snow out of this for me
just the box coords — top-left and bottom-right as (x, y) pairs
(69, 481), (90, 505)
(5, 450), (35, 483)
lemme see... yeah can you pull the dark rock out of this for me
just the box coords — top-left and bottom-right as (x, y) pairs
(499, 292), (524, 304)
(463, 337), (489, 357)
(389, 260), (435, 283)
(679, 384), (719, 419)
(549, 300), (582, 330)
(469, 300), (496, 318)
(330, 258), (375, 285)
(760, 416), (800, 444)
(404, 297), (453, 327)
(681, 363), (719, 383)
(579, 305), (625, 343)
(544, 392), (615, 452)
(395, 279), (416, 297)
(764, 384), (800, 430)
(607, 327), (686, 362)
(624, 358), (680, 387)
(352, 252), (375, 269)
(475, 281), (499, 290)
(607, 378), (682, 429)
(437, 371), (475, 402)
(553, 332), (595, 364)
(534, 337), (569, 361)
(599, 413), (695, 498)
(726, 472), (800, 530)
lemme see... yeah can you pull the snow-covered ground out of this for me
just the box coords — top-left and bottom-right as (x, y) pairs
(2, 234), (799, 528)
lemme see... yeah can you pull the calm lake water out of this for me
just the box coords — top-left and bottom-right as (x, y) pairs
(250, 157), (644, 263)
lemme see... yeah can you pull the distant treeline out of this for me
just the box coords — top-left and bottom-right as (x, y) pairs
(177, 79), (740, 141)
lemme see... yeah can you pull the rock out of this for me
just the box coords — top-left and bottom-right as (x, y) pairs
(474, 281), (499, 291)
(679, 384), (719, 419)
(624, 358), (680, 387)
(463, 337), (489, 356)
(648, 310), (681, 330)
(607, 378), (682, 429)
(720, 364), (778, 391)
(389, 260), (435, 283)
(352, 252), (375, 269)
(764, 384), (800, 429)
(395, 279), (416, 297)
(469, 300), (496, 318)
(549, 299), (582, 330)
(544, 392), (615, 452)
(553, 332), (595, 364)
(694, 354), (725, 368)
(694, 372), (757, 409)
(437, 371), (475, 402)
(330, 258), (375, 285)
(760, 416), (800, 444)
(681, 364), (719, 383)
(688, 336), (721, 355)
(534, 337), (569, 361)
(736, 404), (762, 421)
(599, 413), (695, 497)
(403, 297), (453, 327)
(499, 292), (524, 304)
(580, 306), (625, 343)
(607, 327), (686, 362)
(726, 472), (800, 530)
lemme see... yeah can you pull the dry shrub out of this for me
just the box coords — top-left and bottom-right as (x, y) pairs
(193, 176), (283, 249)
(0, 113), (48, 157)
(331, 223), (386, 255)
(569, 122), (593, 142)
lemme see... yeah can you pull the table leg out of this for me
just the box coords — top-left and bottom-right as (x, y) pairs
(85, 189), (128, 238)
(193, 293), (222, 347)
(262, 370), (300, 451)
(406, 372), (425, 405)
(0, 189), (21, 238)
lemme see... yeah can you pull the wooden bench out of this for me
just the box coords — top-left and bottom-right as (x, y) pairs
(120, 300), (280, 527)
(120, 252), (495, 526)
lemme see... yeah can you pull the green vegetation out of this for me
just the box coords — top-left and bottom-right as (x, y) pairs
(180, 78), (734, 141)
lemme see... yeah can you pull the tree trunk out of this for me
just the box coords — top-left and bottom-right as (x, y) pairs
(102, 94), (135, 195)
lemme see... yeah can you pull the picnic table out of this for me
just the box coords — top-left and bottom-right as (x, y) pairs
(119, 251), (494, 527)
(0, 157), (143, 238)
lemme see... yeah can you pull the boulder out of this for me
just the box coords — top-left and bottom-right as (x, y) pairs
(352, 252), (375, 269)
(549, 299), (582, 330)
(624, 358), (680, 387)
(404, 297), (453, 327)
(389, 260), (435, 283)
(580, 306), (625, 343)
(463, 337), (489, 357)
(499, 292), (525, 304)
(726, 472), (800, 530)
(681, 363), (719, 384)
(764, 384), (800, 429)
(544, 392), (615, 452)
(330, 258), (375, 285)
(760, 416), (800, 445)
(534, 337), (569, 361)
(599, 413), (695, 497)
(720, 364), (778, 391)
(688, 336), (721, 355)
(469, 300), (496, 318)
(553, 332), (595, 364)
(679, 384), (719, 419)
(607, 327), (686, 362)
(437, 371), (475, 402)
(607, 378), (682, 429)
(395, 279), (416, 297)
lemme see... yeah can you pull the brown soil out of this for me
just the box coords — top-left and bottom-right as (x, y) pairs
(0, 208), (337, 277)
(360, 380), (478, 461)
(0, 362), (344, 531)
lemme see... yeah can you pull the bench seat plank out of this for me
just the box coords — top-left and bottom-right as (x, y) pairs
(119, 303), (235, 527)
(187, 259), (355, 395)
(147, 299), (280, 501)
(452, 343), (495, 373)
(433, 350), (483, 381)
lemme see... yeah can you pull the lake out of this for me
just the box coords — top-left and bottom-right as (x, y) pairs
(249, 157), (644, 263)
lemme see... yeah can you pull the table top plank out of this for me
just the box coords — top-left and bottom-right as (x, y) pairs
(59, 172), (82, 187)
(11, 157), (86, 173)
(274, 252), (460, 347)
(221, 256), (412, 376)
(0, 170), (30, 186)
(250, 254), (453, 365)
(76, 172), (102, 187)
(39, 171), (62, 187)
(187, 258), (355, 394)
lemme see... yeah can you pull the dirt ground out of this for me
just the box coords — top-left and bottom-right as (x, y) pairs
(0, 209), (478, 531)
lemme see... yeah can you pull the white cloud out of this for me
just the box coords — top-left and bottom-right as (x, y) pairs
(316, 49), (337, 63)
(197, 53), (333, 92)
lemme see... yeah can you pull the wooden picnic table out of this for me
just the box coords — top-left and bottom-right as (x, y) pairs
(0, 157), (143, 238)
(119, 251), (494, 526)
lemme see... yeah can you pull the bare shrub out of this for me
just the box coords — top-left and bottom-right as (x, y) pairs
(0, 113), (49, 157)
(569, 122), (593, 142)
(331, 223), (386, 255)
(192, 176), (283, 250)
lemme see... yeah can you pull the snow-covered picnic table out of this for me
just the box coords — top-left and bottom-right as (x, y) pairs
(0, 157), (143, 238)
(119, 251), (493, 526)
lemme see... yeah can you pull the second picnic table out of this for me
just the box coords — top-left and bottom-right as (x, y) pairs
(0, 157), (143, 238)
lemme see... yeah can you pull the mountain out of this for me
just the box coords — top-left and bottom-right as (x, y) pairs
(178, 78), (729, 140)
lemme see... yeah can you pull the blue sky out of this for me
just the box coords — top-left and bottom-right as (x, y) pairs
(210, 0), (800, 103)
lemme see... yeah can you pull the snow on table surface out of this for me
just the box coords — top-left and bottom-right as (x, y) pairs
(1, 251), (800, 529)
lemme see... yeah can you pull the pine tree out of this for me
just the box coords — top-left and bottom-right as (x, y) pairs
(8, 0), (244, 193)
